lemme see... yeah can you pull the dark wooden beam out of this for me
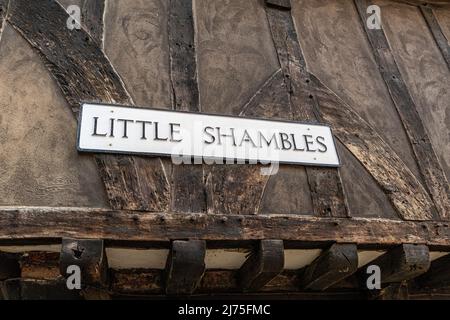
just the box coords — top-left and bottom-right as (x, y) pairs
(355, 0), (450, 221)
(165, 240), (206, 295)
(420, 5), (450, 70)
(414, 253), (450, 289)
(81, 0), (105, 45)
(7, 0), (170, 212)
(238, 240), (284, 292)
(0, 252), (20, 280)
(168, 0), (205, 213)
(59, 239), (108, 286)
(299, 244), (358, 291)
(1, 208), (450, 247)
(265, 0), (291, 10)
(1, 278), (82, 300)
(265, 1), (349, 218)
(360, 244), (430, 284)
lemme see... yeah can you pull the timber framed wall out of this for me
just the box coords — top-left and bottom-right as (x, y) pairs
(0, 0), (449, 299)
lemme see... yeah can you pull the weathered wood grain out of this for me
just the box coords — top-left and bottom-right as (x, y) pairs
(165, 240), (206, 295)
(238, 240), (284, 292)
(265, 3), (349, 218)
(168, 0), (205, 213)
(359, 244), (430, 283)
(355, 0), (450, 220)
(59, 239), (108, 286)
(420, 5), (450, 69)
(310, 74), (436, 221)
(1, 207), (450, 246)
(291, 0), (425, 220)
(196, 0), (279, 216)
(299, 244), (358, 291)
(7, 0), (170, 211)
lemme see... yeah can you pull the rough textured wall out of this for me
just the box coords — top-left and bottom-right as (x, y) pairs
(0, 24), (108, 207)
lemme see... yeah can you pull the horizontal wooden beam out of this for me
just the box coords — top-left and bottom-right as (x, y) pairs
(0, 208), (450, 247)
(165, 240), (206, 295)
(238, 240), (284, 292)
(299, 244), (358, 291)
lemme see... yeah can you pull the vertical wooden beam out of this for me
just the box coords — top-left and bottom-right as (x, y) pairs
(168, 0), (205, 213)
(415, 253), (450, 289)
(360, 244), (430, 284)
(59, 238), (108, 287)
(420, 5), (450, 70)
(264, 0), (349, 218)
(8, 0), (170, 212)
(299, 243), (358, 291)
(237, 240), (284, 292)
(355, 0), (450, 221)
(165, 240), (206, 295)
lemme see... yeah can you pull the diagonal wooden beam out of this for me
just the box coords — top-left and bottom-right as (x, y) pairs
(7, 0), (170, 212)
(237, 240), (284, 292)
(310, 74), (435, 221)
(299, 243), (358, 291)
(360, 244), (430, 284)
(165, 240), (206, 295)
(420, 5), (450, 69)
(168, 0), (205, 213)
(265, 0), (349, 218)
(355, 0), (450, 221)
(263, 0), (435, 221)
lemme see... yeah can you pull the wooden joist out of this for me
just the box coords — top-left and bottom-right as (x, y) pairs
(59, 239), (108, 287)
(415, 253), (450, 289)
(165, 240), (206, 295)
(299, 244), (358, 291)
(79, 0), (105, 45)
(359, 244), (430, 284)
(1, 207), (450, 247)
(0, 252), (20, 280)
(238, 240), (284, 292)
(355, 0), (450, 221)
